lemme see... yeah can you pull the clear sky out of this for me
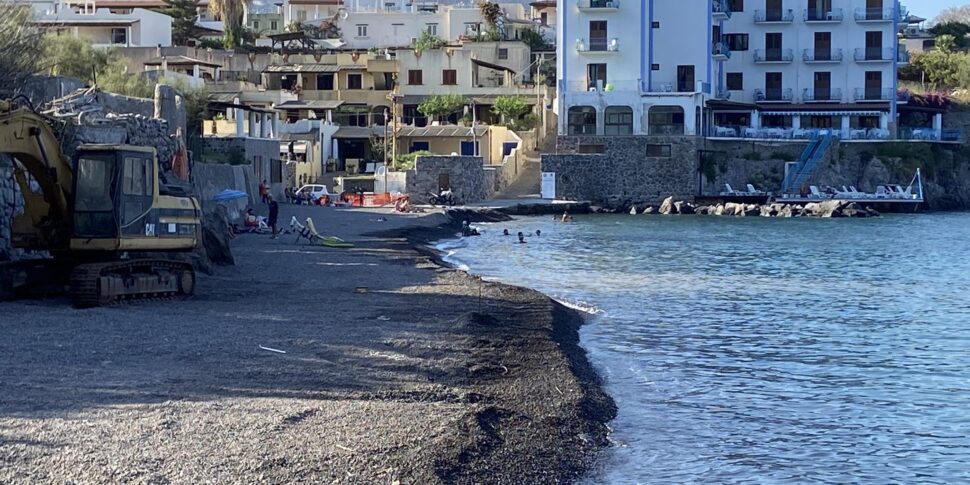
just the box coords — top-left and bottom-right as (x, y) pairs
(911, 1), (967, 23)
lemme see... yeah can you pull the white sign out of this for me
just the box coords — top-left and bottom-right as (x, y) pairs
(540, 172), (556, 200)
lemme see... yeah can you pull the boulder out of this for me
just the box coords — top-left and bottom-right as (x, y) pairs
(659, 196), (675, 215)
(722, 202), (741, 216)
(743, 204), (761, 217)
(816, 200), (844, 218)
(777, 205), (794, 218)
(641, 206), (657, 215)
(629, 205), (638, 215)
(713, 204), (726, 216)
(674, 201), (695, 215)
(695, 205), (711, 215)
(202, 204), (235, 267)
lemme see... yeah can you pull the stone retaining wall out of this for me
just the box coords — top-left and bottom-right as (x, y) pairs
(407, 156), (487, 204)
(541, 135), (699, 205)
(192, 162), (258, 221)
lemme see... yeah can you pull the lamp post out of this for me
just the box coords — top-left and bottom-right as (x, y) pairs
(383, 108), (389, 194)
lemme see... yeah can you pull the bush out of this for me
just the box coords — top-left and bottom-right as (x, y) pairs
(394, 150), (434, 171)
(770, 150), (796, 161)
(743, 151), (762, 161)
(418, 94), (467, 123)
(413, 30), (446, 50)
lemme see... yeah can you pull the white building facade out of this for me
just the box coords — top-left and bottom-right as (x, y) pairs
(29, 0), (173, 47)
(557, 0), (910, 140)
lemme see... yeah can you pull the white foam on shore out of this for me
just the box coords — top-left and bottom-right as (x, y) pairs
(554, 298), (603, 315)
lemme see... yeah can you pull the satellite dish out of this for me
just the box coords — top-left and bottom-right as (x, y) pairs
(339, 8), (349, 20)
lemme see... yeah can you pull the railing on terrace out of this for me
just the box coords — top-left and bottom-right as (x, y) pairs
(754, 8), (795, 22)
(754, 48), (794, 63)
(804, 8), (843, 22)
(854, 47), (895, 62)
(710, 126), (899, 140)
(802, 87), (842, 102)
(577, 0), (619, 9)
(899, 127), (963, 142)
(853, 87), (894, 101)
(803, 48), (843, 62)
(755, 88), (793, 102)
(854, 7), (897, 22)
(712, 0), (731, 18)
(564, 79), (640, 92)
(713, 42), (731, 59)
(576, 37), (619, 52)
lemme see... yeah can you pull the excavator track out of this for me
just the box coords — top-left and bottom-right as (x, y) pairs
(69, 259), (195, 308)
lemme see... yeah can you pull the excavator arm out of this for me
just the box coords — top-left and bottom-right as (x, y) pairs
(0, 100), (75, 250)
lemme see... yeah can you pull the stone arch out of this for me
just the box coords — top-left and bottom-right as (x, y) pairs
(567, 106), (597, 135)
(604, 106), (634, 135)
(648, 105), (686, 135)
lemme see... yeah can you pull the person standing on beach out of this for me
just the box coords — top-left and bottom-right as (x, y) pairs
(259, 180), (269, 204)
(268, 195), (280, 239)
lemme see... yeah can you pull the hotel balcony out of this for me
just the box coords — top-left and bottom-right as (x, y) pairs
(754, 9), (795, 23)
(802, 88), (843, 103)
(712, 42), (731, 60)
(754, 48), (794, 63)
(712, 0), (731, 20)
(853, 87), (893, 102)
(803, 48), (843, 63)
(854, 47), (897, 63)
(804, 8), (843, 22)
(853, 7), (899, 22)
(576, 37), (619, 53)
(577, 0), (619, 12)
(755, 88), (793, 103)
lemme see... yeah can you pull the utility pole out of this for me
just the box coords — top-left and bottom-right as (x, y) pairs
(471, 99), (478, 157)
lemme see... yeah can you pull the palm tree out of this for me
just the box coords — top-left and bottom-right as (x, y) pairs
(209, 0), (249, 48)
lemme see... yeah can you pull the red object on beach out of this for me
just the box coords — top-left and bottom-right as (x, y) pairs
(338, 192), (393, 207)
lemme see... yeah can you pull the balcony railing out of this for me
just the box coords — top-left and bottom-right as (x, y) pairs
(566, 79), (640, 92)
(802, 88), (842, 102)
(576, 37), (619, 52)
(854, 87), (893, 102)
(854, 7), (896, 22)
(803, 48), (843, 63)
(898, 47), (910, 64)
(577, 0), (619, 10)
(712, 42), (731, 59)
(854, 47), (894, 62)
(754, 48), (794, 63)
(712, 0), (731, 19)
(754, 8), (795, 23)
(755, 88), (793, 103)
(804, 8), (843, 22)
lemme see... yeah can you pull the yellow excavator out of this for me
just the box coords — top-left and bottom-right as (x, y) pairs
(0, 98), (201, 307)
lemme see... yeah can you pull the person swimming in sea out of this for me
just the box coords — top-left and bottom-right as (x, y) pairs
(535, 229), (541, 237)
(462, 221), (480, 237)
(517, 232), (527, 244)
(560, 211), (573, 222)
(503, 229), (510, 236)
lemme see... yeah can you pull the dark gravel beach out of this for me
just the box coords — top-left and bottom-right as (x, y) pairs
(0, 204), (615, 483)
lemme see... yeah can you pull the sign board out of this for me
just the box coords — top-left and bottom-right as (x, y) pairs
(540, 172), (556, 200)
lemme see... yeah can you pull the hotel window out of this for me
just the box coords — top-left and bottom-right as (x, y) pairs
(498, 48), (509, 60)
(317, 73), (334, 90)
(253, 20), (259, 30)
(426, 23), (438, 36)
(442, 69), (457, 85)
(408, 70), (423, 85)
(347, 73), (363, 89)
(271, 21), (278, 30)
(726, 72), (743, 90)
(652, 21), (660, 28)
(724, 33), (748, 51)
(357, 24), (368, 37)
(111, 28), (127, 45)
(297, 10), (307, 21)
(728, 0), (743, 12)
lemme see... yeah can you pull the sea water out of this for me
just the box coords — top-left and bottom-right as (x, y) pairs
(437, 213), (970, 484)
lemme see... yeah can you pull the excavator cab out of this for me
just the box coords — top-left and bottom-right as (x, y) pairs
(70, 145), (200, 253)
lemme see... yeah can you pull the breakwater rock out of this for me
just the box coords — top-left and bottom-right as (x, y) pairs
(634, 197), (880, 218)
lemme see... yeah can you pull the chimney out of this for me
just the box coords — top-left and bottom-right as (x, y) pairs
(156, 44), (162, 57)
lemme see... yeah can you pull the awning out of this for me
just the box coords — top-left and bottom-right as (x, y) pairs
(277, 99), (344, 110)
(396, 125), (488, 138)
(471, 58), (517, 74)
(144, 55), (221, 68)
(761, 110), (885, 116)
(334, 126), (385, 139)
(264, 64), (365, 73)
(280, 141), (308, 153)
(280, 130), (319, 142)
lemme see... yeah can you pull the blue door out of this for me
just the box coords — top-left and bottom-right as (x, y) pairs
(460, 141), (479, 156)
(410, 141), (429, 152)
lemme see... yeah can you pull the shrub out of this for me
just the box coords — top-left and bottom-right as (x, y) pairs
(743, 151), (762, 161)
(770, 150), (796, 161)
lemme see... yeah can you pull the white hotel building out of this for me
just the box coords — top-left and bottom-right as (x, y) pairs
(557, 0), (911, 140)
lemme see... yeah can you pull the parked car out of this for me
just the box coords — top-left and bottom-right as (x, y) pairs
(294, 184), (335, 205)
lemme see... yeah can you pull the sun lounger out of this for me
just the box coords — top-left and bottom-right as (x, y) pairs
(810, 186), (823, 198)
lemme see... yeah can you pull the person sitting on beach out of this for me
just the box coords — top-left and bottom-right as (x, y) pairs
(244, 208), (259, 230)
(517, 232), (527, 244)
(395, 196), (411, 213)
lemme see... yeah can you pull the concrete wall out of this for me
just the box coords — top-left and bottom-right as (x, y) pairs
(541, 135), (699, 205)
(407, 155), (487, 204)
(0, 155), (24, 260)
(201, 137), (284, 198)
(192, 162), (258, 221)
(98, 91), (154, 118)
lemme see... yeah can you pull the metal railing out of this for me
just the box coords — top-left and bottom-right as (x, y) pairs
(754, 8), (795, 22)
(755, 88), (793, 102)
(754, 48), (794, 63)
(854, 47), (895, 62)
(803, 48), (843, 62)
(854, 7), (895, 22)
(577, 0), (620, 9)
(802, 87), (842, 102)
(804, 8), (843, 22)
(853, 87), (893, 101)
(565, 79), (639, 92)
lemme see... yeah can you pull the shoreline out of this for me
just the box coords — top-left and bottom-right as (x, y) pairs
(0, 203), (616, 483)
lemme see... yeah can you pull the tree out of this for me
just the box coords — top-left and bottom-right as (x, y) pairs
(208, 0), (250, 48)
(163, 0), (198, 46)
(933, 5), (970, 27)
(418, 94), (467, 123)
(911, 35), (970, 89)
(478, 1), (502, 28)
(491, 95), (529, 124)
(413, 30), (446, 50)
(40, 35), (112, 83)
(929, 22), (970, 49)
(0, 3), (43, 95)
